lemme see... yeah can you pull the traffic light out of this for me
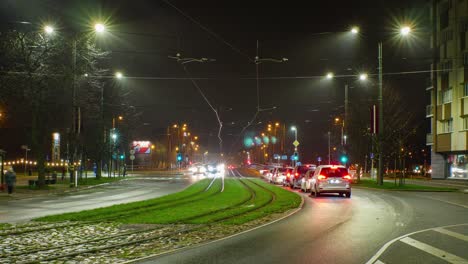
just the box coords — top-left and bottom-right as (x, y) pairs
(119, 154), (125, 160)
(340, 155), (348, 164)
(177, 153), (183, 162)
(293, 152), (299, 161)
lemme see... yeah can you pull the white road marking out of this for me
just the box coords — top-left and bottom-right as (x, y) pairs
(374, 260), (386, 264)
(400, 237), (468, 264)
(365, 223), (468, 264)
(412, 194), (468, 209)
(433, 228), (468, 242)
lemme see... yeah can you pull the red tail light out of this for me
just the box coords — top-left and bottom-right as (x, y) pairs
(343, 175), (352, 180)
(295, 173), (299, 176)
(317, 175), (327, 180)
(287, 173), (291, 177)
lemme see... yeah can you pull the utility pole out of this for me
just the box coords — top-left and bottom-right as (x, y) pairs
(328, 131), (331, 164)
(378, 42), (384, 185)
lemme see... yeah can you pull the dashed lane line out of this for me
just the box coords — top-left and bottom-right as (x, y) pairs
(433, 228), (468, 242)
(399, 237), (468, 264)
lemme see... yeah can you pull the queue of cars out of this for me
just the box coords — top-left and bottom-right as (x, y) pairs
(260, 163), (352, 198)
(189, 163), (225, 175)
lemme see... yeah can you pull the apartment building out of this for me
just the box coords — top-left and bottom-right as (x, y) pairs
(427, 0), (468, 179)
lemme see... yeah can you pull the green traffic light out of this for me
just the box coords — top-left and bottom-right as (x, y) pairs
(340, 155), (348, 163)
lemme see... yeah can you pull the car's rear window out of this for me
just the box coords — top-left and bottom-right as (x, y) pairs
(297, 166), (312, 173)
(320, 168), (348, 177)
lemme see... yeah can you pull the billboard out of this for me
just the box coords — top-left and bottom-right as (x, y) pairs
(132, 141), (151, 154)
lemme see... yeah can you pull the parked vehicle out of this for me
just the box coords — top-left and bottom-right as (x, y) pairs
(271, 167), (292, 185)
(309, 165), (352, 198)
(300, 168), (317, 192)
(287, 164), (316, 189)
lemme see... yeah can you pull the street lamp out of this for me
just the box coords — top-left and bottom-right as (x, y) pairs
(359, 73), (368, 81)
(115, 72), (123, 79)
(326, 72), (334, 79)
(44, 25), (54, 34)
(400, 26), (411, 36)
(94, 23), (105, 33)
(351, 26), (359, 34)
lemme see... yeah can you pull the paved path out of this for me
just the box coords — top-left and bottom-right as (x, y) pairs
(0, 174), (196, 223)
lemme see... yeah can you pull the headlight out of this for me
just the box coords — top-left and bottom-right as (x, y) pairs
(190, 167), (197, 173)
(207, 165), (214, 172)
(199, 167), (207, 173)
(217, 163), (225, 171)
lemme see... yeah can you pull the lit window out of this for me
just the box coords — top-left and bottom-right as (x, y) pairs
(441, 119), (453, 133)
(440, 88), (453, 104)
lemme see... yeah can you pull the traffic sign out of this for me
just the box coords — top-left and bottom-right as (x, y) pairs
(129, 149), (135, 155)
(317, 157), (322, 162)
(129, 155), (135, 161)
(293, 140), (300, 147)
(281, 155), (288, 160)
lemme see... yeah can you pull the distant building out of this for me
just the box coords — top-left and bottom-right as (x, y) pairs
(427, 0), (468, 179)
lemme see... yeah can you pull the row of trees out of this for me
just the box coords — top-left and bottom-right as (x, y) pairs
(0, 26), (127, 186)
(346, 85), (419, 181)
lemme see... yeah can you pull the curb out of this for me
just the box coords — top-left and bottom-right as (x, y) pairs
(353, 186), (457, 192)
(120, 195), (305, 264)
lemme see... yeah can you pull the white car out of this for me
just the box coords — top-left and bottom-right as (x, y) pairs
(300, 169), (317, 192)
(271, 167), (292, 185)
(309, 165), (352, 198)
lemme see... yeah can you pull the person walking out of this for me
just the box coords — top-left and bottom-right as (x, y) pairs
(5, 167), (16, 195)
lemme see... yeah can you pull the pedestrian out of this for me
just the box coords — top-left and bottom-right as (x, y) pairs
(5, 167), (16, 195)
(122, 163), (127, 177)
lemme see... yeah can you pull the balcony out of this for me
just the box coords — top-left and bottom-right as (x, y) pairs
(426, 133), (433, 145)
(426, 105), (434, 117)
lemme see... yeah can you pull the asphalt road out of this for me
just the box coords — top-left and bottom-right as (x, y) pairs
(140, 169), (468, 264)
(0, 173), (196, 223)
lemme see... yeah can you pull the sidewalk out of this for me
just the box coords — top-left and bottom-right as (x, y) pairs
(378, 177), (468, 191)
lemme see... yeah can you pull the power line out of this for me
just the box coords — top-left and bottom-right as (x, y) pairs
(161, 0), (254, 63)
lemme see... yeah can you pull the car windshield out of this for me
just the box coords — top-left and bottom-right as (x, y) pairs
(320, 168), (348, 177)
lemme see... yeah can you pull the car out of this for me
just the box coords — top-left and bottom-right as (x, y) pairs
(271, 167), (292, 185)
(287, 164), (317, 189)
(309, 165), (352, 198)
(300, 168), (317, 192)
(190, 164), (207, 175)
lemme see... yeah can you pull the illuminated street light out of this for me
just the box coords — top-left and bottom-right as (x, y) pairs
(351, 26), (359, 34)
(400, 26), (411, 36)
(275, 122), (280, 127)
(44, 25), (54, 34)
(118, 116), (123, 121)
(335, 117), (340, 123)
(111, 133), (117, 141)
(290, 126), (297, 131)
(94, 23), (105, 33)
(326, 72), (334, 79)
(173, 124), (178, 128)
(359, 73), (368, 81)
(115, 72), (123, 79)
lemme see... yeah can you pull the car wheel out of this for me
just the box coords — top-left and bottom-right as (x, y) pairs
(345, 192), (351, 198)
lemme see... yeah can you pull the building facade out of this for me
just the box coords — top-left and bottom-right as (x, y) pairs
(427, 0), (468, 179)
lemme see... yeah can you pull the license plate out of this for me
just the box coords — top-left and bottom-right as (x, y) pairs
(329, 179), (340, 184)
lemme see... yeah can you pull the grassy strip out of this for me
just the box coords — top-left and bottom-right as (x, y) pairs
(355, 179), (457, 192)
(188, 179), (272, 224)
(120, 179), (250, 224)
(77, 177), (124, 186)
(223, 179), (302, 225)
(36, 179), (213, 222)
(0, 224), (11, 230)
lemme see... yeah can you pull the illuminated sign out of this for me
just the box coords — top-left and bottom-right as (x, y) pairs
(132, 141), (151, 154)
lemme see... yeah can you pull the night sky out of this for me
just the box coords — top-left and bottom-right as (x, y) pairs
(0, 0), (431, 161)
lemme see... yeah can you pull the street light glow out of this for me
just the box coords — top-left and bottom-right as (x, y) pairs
(111, 133), (117, 140)
(326, 72), (334, 79)
(94, 23), (105, 33)
(291, 126), (297, 131)
(44, 25), (54, 34)
(115, 72), (123, 79)
(359, 73), (368, 81)
(400, 26), (411, 36)
(351, 26), (359, 34)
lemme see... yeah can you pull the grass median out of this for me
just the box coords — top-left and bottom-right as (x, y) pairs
(355, 179), (457, 192)
(35, 177), (301, 225)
